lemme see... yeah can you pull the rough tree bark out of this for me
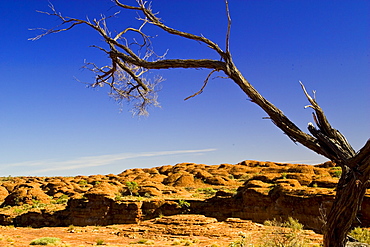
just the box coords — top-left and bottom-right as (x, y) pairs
(30, 1), (369, 246)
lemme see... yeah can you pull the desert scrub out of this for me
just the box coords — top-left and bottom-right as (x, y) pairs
(228, 217), (313, 247)
(31, 199), (48, 209)
(126, 181), (139, 196)
(261, 217), (309, 247)
(96, 239), (106, 245)
(54, 194), (69, 204)
(78, 179), (88, 186)
(13, 204), (32, 215)
(263, 217), (303, 230)
(185, 187), (195, 191)
(30, 237), (61, 245)
(191, 193), (201, 198)
(0, 175), (13, 181)
(178, 199), (191, 213)
(196, 187), (217, 197)
(115, 192), (124, 201)
(330, 167), (342, 178)
(67, 225), (75, 232)
(172, 238), (198, 246)
(229, 232), (250, 247)
(224, 187), (238, 193)
(238, 174), (250, 182)
(93, 181), (102, 185)
(6, 237), (14, 243)
(130, 239), (154, 245)
(349, 227), (370, 244)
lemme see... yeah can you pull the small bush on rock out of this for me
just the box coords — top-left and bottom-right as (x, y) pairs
(126, 181), (139, 196)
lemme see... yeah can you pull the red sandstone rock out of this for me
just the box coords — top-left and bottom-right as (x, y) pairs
(0, 186), (9, 201)
(3, 183), (50, 206)
(85, 181), (121, 198)
(1, 160), (370, 232)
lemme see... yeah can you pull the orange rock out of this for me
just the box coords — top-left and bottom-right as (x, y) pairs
(3, 183), (50, 206)
(0, 186), (9, 201)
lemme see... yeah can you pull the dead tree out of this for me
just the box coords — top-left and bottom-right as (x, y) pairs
(30, 1), (369, 246)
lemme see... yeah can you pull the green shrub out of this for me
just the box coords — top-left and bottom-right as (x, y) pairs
(262, 217), (307, 247)
(331, 167), (342, 178)
(185, 187), (195, 191)
(31, 199), (47, 209)
(238, 174), (250, 182)
(13, 208), (27, 215)
(144, 192), (152, 198)
(171, 238), (197, 246)
(178, 199), (190, 211)
(284, 217), (304, 230)
(13, 204), (32, 215)
(78, 180), (88, 186)
(115, 193), (123, 201)
(349, 227), (370, 244)
(96, 239), (106, 245)
(130, 239), (154, 245)
(264, 217), (303, 230)
(67, 225), (75, 232)
(30, 237), (61, 245)
(55, 194), (69, 204)
(229, 232), (248, 247)
(196, 187), (217, 197)
(0, 175), (13, 181)
(126, 181), (139, 196)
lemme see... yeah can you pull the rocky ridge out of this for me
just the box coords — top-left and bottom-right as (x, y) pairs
(1, 160), (369, 233)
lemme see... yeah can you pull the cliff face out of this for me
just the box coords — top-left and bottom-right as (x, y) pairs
(1, 160), (369, 232)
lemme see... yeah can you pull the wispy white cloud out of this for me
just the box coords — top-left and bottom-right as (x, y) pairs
(2, 148), (216, 175)
(279, 159), (327, 165)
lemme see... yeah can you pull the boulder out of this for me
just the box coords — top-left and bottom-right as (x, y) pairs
(3, 183), (50, 206)
(0, 185), (9, 201)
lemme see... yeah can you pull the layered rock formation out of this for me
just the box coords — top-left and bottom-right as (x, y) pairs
(0, 160), (369, 232)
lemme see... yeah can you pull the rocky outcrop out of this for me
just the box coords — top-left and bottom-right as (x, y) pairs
(14, 195), (142, 227)
(1, 160), (370, 232)
(0, 186), (9, 202)
(3, 183), (50, 206)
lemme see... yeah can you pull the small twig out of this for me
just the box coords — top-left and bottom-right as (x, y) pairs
(300, 81), (317, 108)
(184, 69), (218, 101)
(312, 112), (320, 127)
(225, 0), (232, 54)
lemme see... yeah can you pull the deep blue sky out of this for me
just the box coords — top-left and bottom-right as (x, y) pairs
(1, 0), (368, 176)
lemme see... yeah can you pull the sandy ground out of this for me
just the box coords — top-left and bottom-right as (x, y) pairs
(0, 215), (322, 246)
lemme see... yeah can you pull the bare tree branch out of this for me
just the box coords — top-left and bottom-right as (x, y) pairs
(184, 69), (219, 101)
(300, 81), (356, 163)
(225, 0), (232, 54)
(114, 0), (227, 59)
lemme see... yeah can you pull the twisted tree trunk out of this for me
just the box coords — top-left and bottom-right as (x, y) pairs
(323, 142), (370, 247)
